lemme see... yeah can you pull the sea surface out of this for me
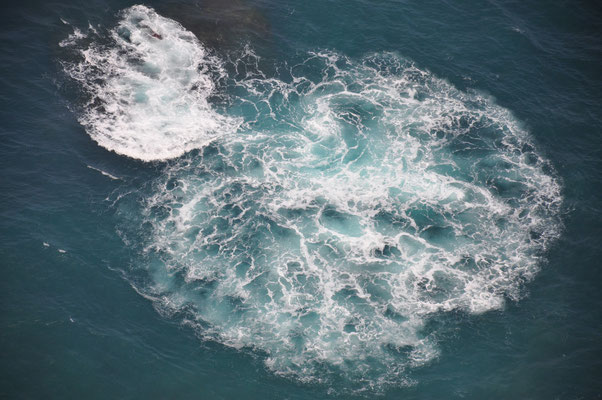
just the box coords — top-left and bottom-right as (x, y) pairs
(1, 0), (601, 398)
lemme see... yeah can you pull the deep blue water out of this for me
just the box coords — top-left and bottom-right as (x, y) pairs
(1, 0), (601, 398)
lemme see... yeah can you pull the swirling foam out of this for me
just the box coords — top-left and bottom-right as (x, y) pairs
(134, 53), (561, 390)
(62, 5), (240, 161)
(67, 6), (562, 392)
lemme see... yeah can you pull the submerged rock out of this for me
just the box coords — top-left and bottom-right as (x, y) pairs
(156, 0), (271, 49)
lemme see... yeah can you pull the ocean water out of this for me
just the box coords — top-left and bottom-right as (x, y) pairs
(1, 0), (601, 398)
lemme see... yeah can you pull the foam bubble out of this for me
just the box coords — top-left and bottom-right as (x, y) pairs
(62, 5), (240, 161)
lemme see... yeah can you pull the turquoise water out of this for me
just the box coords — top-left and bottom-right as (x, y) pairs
(1, 1), (601, 398)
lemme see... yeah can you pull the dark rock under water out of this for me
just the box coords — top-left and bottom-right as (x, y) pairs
(157, 0), (271, 49)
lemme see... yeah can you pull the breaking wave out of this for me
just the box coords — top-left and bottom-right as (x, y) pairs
(62, 5), (240, 161)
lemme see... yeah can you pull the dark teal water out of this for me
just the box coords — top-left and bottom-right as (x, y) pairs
(1, 1), (601, 398)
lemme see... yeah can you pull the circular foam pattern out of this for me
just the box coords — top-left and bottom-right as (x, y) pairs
(137, 52), (562, 389)
(65, 6), (562, 393)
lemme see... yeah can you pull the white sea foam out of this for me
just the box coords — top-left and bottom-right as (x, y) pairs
(62, 5), (240, 161)
(86, 165), (121, 180)
(77, 7), (563, 392)
(59, 25), (85, 48)
(122, 50), (562, 391)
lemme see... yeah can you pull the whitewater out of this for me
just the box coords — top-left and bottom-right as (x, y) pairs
(61, 5), (562, 393)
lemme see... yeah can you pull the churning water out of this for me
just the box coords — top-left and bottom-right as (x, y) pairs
(60, 5), (563, 391)
(3, 1), (601, 398)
